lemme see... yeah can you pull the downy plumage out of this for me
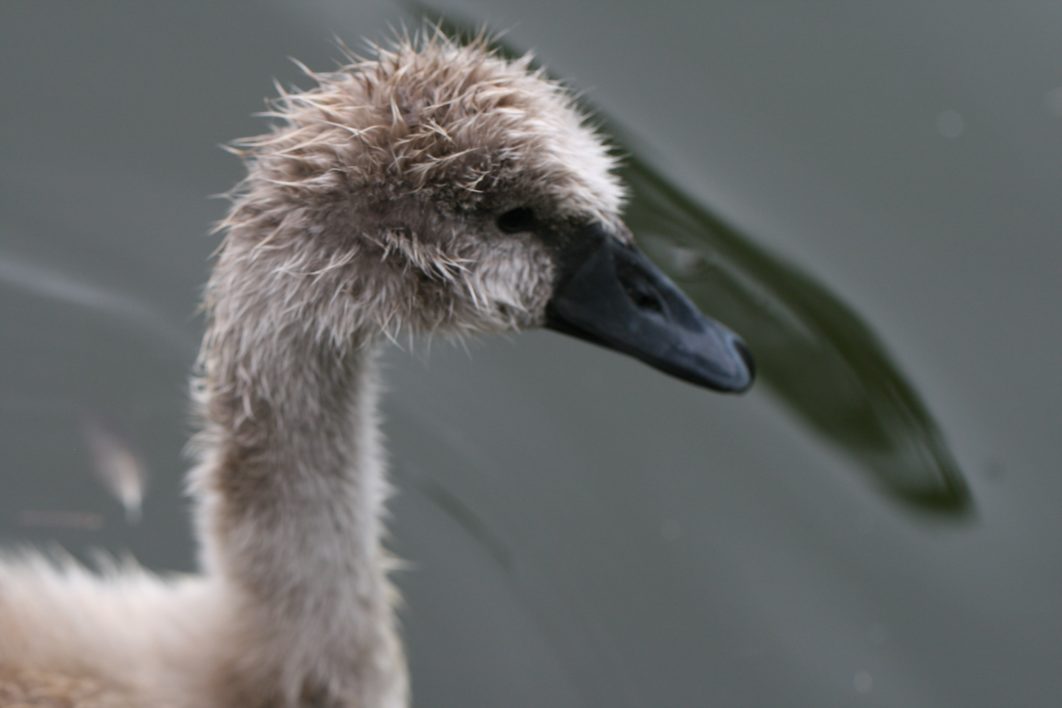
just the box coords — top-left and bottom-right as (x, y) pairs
(0, 30), (751, 707)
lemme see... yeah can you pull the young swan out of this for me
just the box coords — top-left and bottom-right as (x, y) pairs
(0, 35), (752, 707)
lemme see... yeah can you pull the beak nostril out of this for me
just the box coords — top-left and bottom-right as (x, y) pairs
(625, 282), (665, 315)
(640, 293), (664, 314)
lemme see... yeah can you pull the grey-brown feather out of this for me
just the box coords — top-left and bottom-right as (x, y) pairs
(0, 30), (625, 707)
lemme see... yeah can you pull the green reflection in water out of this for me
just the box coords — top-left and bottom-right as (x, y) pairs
(403, 6), (971, 514)
(624, 158), (969, 513)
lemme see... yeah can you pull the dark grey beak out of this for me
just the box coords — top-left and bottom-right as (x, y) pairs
(545, 224), (754, 393)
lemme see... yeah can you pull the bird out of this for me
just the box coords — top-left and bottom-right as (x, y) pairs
(0, 30), (753, 707)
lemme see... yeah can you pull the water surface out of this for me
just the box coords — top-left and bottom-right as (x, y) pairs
(3, 2), (1062, 706)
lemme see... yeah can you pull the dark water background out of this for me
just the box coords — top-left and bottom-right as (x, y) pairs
(3, 2), (1062, 706)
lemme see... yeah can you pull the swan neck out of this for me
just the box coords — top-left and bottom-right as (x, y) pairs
(192, 326), (404, 702)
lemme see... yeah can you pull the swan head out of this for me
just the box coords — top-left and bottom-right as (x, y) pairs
(216, 33), (752, 392)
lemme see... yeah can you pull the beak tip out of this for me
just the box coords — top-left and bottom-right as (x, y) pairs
(676, 334), (755, 393)
(696, 335), (754, 394)
(729, 338), (756, 393)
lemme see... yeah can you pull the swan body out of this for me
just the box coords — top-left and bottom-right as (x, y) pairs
(0, 32), (751, 707)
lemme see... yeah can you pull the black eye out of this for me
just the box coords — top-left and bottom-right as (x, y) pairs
(496, 207), (537, 234)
